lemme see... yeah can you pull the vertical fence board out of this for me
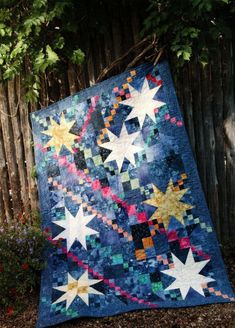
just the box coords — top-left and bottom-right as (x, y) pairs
(8, 78), (30, 218)
(103, 26), (114, 68)
(111, 7), (123, 60)
(19, 77), (38, 212)
(201, 65), (220, 239)
(57, 72), (67, 100)
(0, 188), (6, 224)
(86, 36), (96, 86)
(222, 40), (235, 241)
(131, 9), (141, 44)
(182, 64), (196, 155)
(190, 60), (208, 195)
(0, 81), (22, 219)
(40, 74), (49, 109)
(67, 63), (79, 95)
(211, 46), (229, 241)
(0, 121), (12, 222)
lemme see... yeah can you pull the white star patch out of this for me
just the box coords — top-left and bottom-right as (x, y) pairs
(53, 270), (103, 309)
(53, 206), (98, 250)
(161, 249), (215, 299)
(99, 124), (143, 171)
(120, 78), (166, 128)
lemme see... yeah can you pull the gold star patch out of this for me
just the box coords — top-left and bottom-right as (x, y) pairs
(42, 113), (76, 155)
(143, 179), (194, 229)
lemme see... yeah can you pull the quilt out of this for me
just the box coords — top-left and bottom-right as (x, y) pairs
(31, 61), (234, 328)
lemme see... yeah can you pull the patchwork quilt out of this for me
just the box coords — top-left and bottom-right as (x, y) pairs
(31, 61), (234, 328)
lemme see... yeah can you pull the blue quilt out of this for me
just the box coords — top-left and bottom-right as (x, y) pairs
(31, 61), (234, 328)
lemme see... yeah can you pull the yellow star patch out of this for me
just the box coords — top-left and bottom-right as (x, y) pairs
(42, 113), (76, 155)
(143, 179), (194, 229)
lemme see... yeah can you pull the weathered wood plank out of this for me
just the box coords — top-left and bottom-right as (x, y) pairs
(92, 35), (105, 80)
(103, 23), (114, 68)
(0, 79), (22, 219)
(211, 43), (229, 241)
(18, 75), (38, 213)
(67, 63), (79, 94)
(0, 120), (12, 222)
(121, 1), (135, 55)
(182, 64), (196, 155)
(172, 62), (185, 122)
(47, 71), (60, 104)
(222, 40), (235, 241)
(190, 59), (208, 195)
(130, 7), (141, 44)
(200, 64), (220, 239)
(56, 69), (70, 100)
(0, 187), (6, 224)
(8, 78), (30, 218)
(111, 5), (123, 60)
(85, 35), (96, 86)
(39, 74), (49, 109)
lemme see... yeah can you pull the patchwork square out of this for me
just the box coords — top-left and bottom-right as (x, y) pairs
(31, 61), (234, 328)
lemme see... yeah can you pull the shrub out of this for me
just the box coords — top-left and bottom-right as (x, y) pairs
(0, 220), (47, 315)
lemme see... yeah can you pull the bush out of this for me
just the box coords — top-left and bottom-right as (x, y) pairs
(142, 0), (235, 65)
(0, 220), (47, 315)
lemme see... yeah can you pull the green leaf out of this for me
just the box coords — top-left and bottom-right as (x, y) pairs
(200, 60), (208, 68)
(3, 66), (16, 79)
(0, 27), (5, 36)
(46, 45), (59, 65)
(183, 51), (191, 61)
(31, 166), (37, 179)
(53, 36), (65, 50)
(23, 14), (46, 36)
(33, 0), (47, 9)
(24, 74), (41, 103)
(71, 48), (85, 65)
(25, 88), (39, 103)
(176, 50), (183, 58)
(47, 1), (71, 20)
(10, 39), (27, 59)
(34, 49), (46, 73)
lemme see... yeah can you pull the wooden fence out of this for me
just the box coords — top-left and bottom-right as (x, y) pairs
(0, 5), (234, 242)
(174, 39), (235, 243)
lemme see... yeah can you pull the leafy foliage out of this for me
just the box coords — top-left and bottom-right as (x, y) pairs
(0, 0), (85, 102)
(0, 0), (234, 102)
(142, 0), (235, 65)
(0, 220), (47, 314)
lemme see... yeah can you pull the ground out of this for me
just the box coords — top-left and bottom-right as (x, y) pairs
(0, 246), (234, 328)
